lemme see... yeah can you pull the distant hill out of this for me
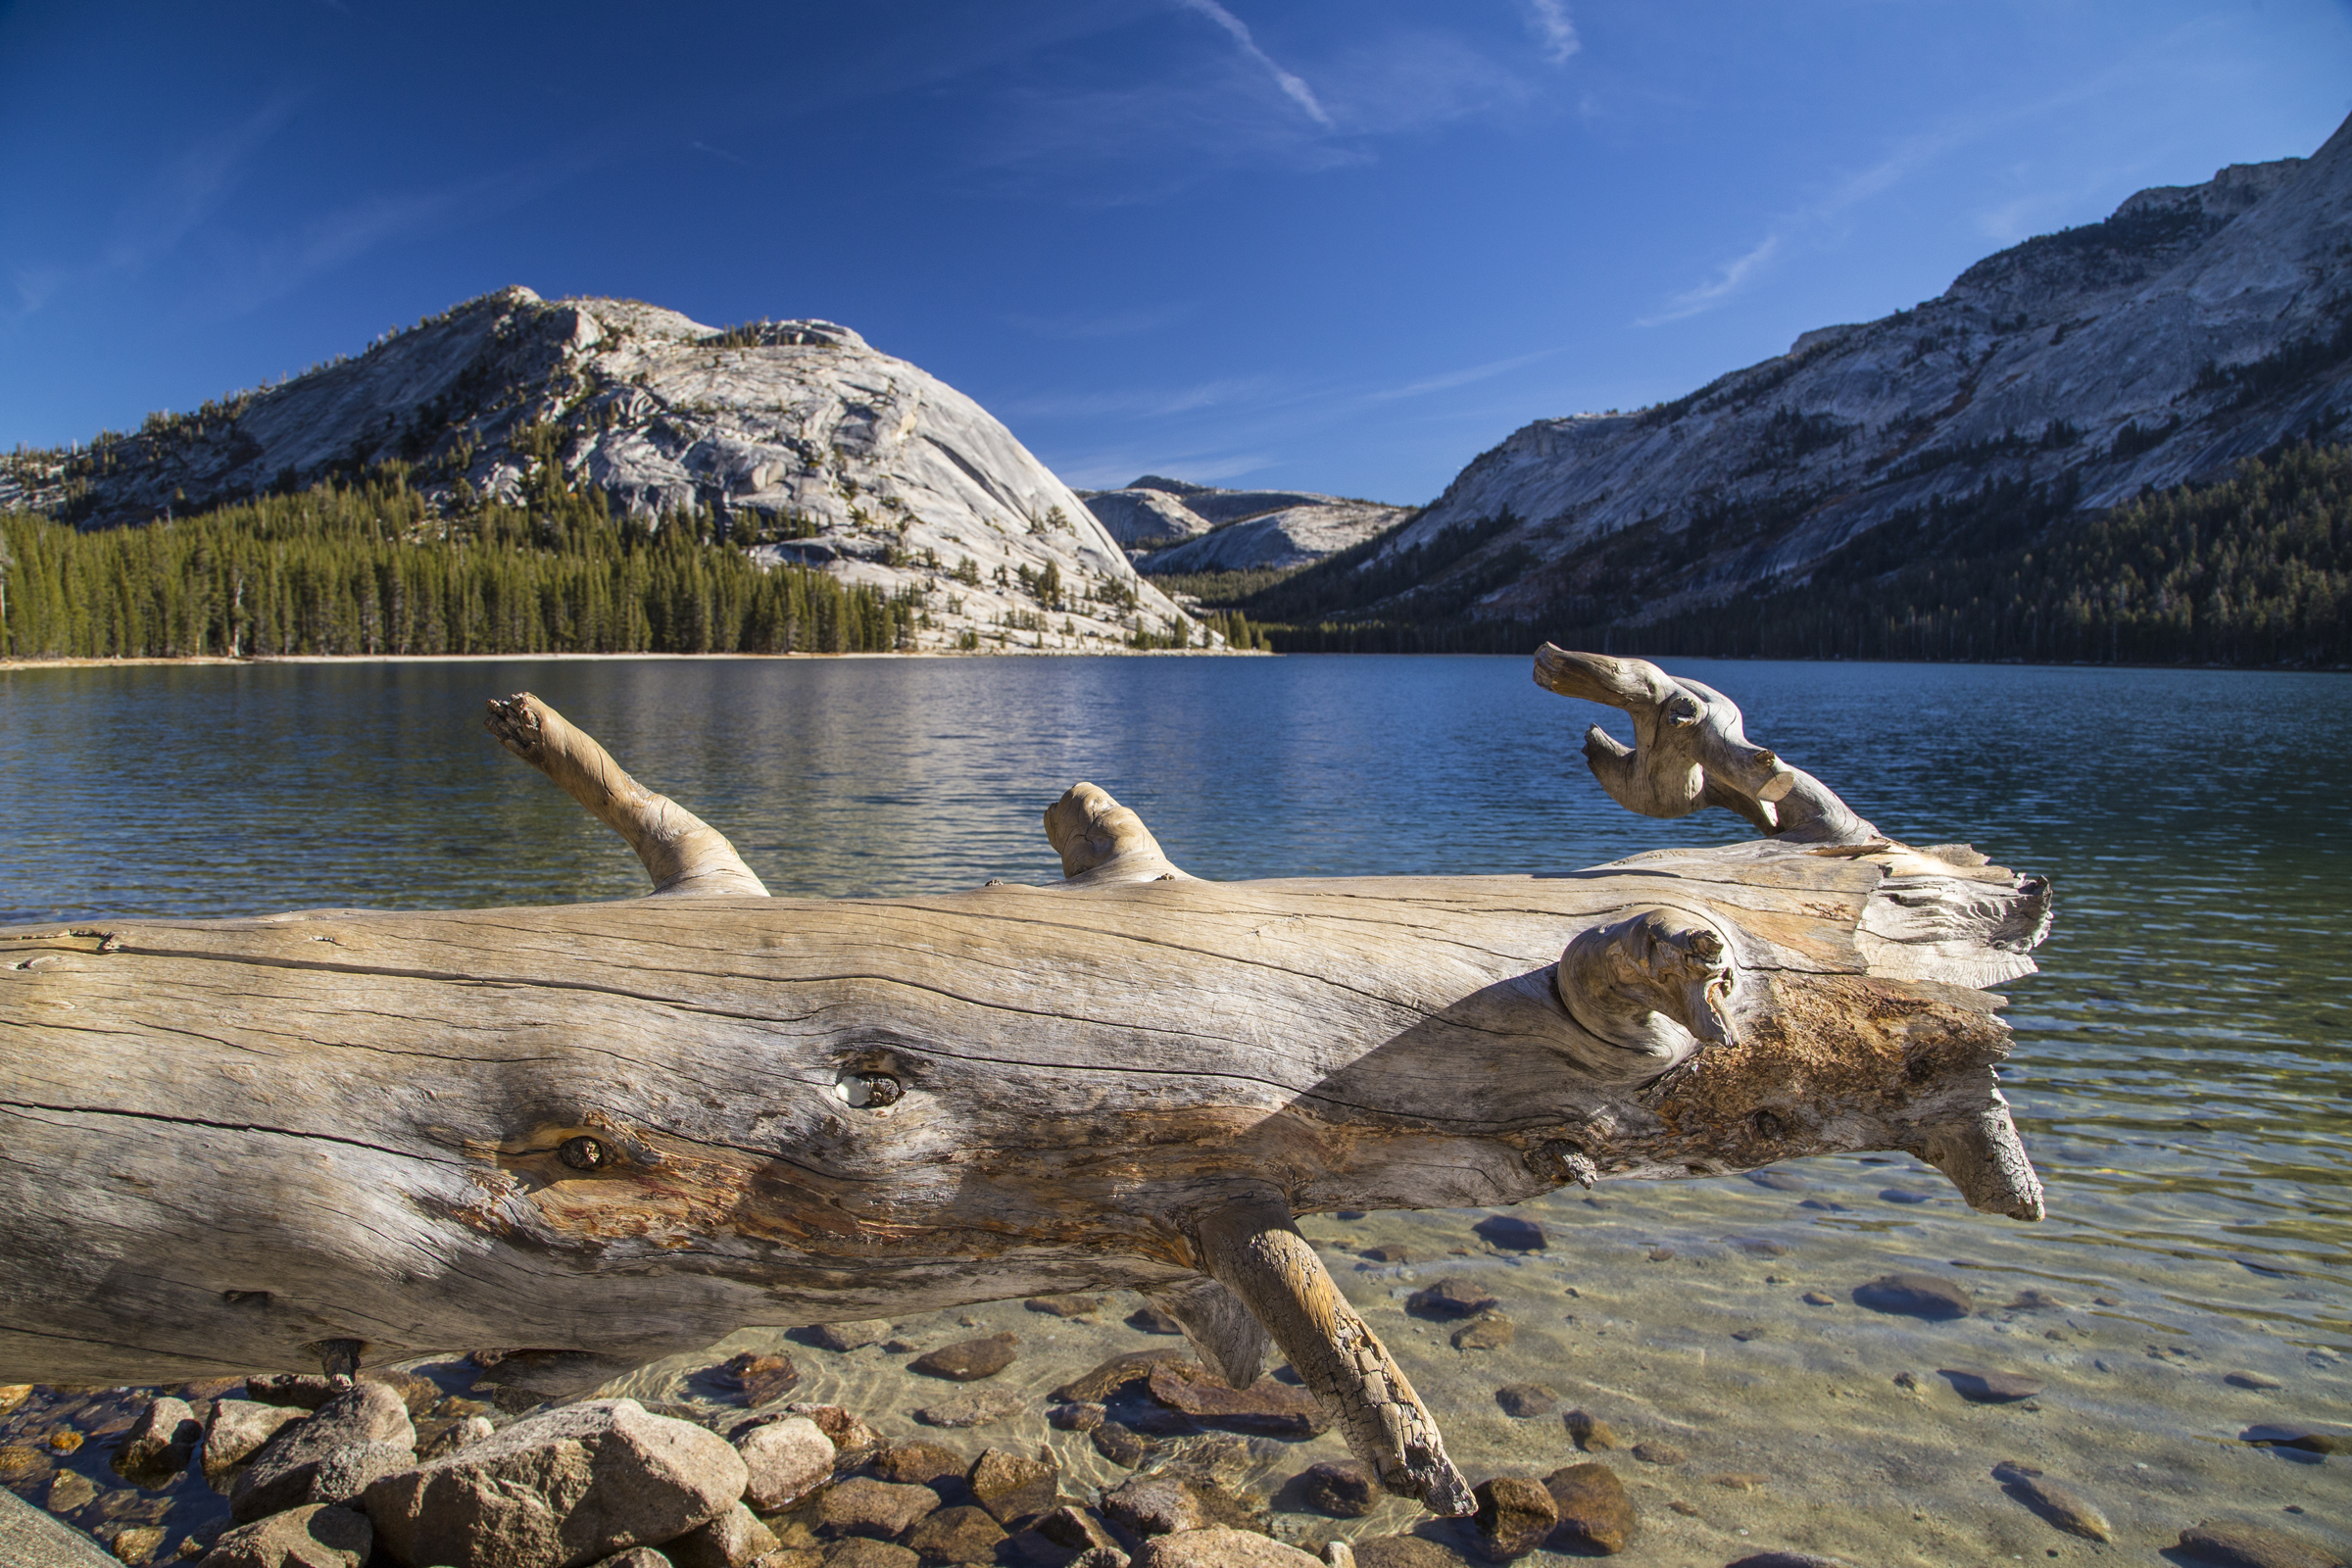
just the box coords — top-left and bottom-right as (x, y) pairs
(1244, 113), (2352, 663)
(1080, 476), (1409, 573)
(0, 289), (1204, 653)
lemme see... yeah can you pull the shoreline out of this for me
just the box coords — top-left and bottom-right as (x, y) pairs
(0, 649), (1275, 670)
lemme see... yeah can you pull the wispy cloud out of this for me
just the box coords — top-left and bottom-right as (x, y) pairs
(690, 140), (752, 169)
(1642, 233), (1784, 324)
(1174, 0), (1332, 126)
(1523, 0), (1580, 66)
(102, 92), (305, 275)
(1001, 375), (1273, 421)
(1365, 347), (1558, 401)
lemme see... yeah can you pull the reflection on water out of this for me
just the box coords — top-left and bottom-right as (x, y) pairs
(4, 655), (2346, 1563)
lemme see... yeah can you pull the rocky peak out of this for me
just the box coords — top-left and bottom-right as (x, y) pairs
(2, 289), (1205, 652)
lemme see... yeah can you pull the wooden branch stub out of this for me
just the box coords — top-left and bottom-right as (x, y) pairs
(1533, 645), (1879, 844)
(1044, 782), (1191, 884)
(1555, 906), (1740, 1080)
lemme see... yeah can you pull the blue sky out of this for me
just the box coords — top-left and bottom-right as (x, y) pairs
(3, 1), (2348, 505)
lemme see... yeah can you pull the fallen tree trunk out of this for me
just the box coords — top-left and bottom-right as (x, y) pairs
(0, 649), (2052, 1515)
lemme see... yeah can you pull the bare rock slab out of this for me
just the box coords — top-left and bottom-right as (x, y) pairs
(360, 1396), (746, 1568)
(232, 1382), (416, 1523)
(189, 1503), (371, 1568)
(1133, 1527), (1321, 1568)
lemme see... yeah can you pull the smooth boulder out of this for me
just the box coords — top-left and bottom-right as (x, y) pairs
(206, 1401), (307, 1471)
(1132, 1527), (1321, 1568)
(360, 1397), (746, 1568)
(736, 1416), (834, 1512)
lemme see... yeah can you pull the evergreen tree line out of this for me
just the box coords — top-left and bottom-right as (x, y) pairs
(1254, 442), (2352, 667)
(0, 476), (923, 659)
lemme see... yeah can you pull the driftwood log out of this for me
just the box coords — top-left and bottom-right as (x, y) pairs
(0, 648), (2052, 1515)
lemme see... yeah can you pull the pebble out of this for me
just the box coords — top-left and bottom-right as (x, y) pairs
(1543, 1462), (1637, 1554)
(1451, 1313), (1515, 1351)
(1298, 1460), (1377, 1518)
(1405, 1279), (1498, 1320)
(1132, 1526), (1321, 1568)
(1632, 1443), (1686, 1467)
(738, 1415), (836, 1511)
(1711, 1473), (1769, 1492)
(1494, 1384), (1558, 1419)
(714, 1351), (801, 1405)
(802, 1320), (892, 1352)
(1147, 1363), (1328, 1438)
(105, 1524), (168, 1563)
(1335, 1210), (1369, 1221)
(810, 1478), (944, 1540)
(1800, 1292), (1836, 1307)
(1358, 1247), (1411, 1264)
(1730, 1239), (1789, 1257)
(0, 1444), (54, 1489)
(2241, 1424), (2352, 1455)
(1564, 1411), (1621, 1452)
(1471, 1477), (1556, 1561)
(912, 1388), (1023, 1429)
(49, 1431), (83, 1453)
(1646, 1248), (1676, 1263)
(905, 1504), (1008, 1563)
(968, 1447), (1059, 1524)
(1473, 1216), (1546, 1252)
(229, 1381), (416, 1523)
(192, 1502), (371, 1568)
(1731, 1328), (1767, 1343)
(1050, 1402), (1107, 1433)
(1991, 1460), (2112, 1542)
(2175, 1519), (2346, 1568)
(0, 1387), (29, 1418)
(1026, 1294), (1107, 1318)
(2226, 1371), (2285, 1391)
(1128, 1305), (1185, 1335)
(1938, 1368), (2043, 1403)
(2003, 1290), (2068, 1312)
(1746, 1170), (1808, 1192)
(909, 1332), (1020, 1382)
(1724, 1554), (1850, 1568)
(1852, 1273), (1972, 1320)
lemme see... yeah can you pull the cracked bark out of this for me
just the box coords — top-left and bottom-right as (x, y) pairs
(0, 653), (2051, 1518)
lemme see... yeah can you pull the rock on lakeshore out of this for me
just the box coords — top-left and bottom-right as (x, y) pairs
(1131, 1526), (1322, 1568)
(1544, 1463), (1637, 1555)
(359, 1397), (746, 1568)
(196, 1503), (372, 1568)
(736, 1415), (835, 1511)
(231, 1382), (416, 1523)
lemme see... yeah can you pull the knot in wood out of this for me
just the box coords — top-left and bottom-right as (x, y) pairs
(835, 1071), (903, 1108)
(558, 1135), (609, 1171)
(1527, 1140), (1600, 1189)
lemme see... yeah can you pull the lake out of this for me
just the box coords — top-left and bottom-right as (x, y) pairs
(2, 654), (2346, 1565)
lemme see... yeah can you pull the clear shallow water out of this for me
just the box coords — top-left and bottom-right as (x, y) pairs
(3, 655), (2346, 1564)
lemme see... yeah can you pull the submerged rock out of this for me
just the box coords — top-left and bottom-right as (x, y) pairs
(712, 1351), (800, 1406)
(1939, 1368), (2042, 1402)
(968, 1447), (1058, 1525)
(2175, 1519), (2346, 1568)
(1544, 1463), (1636, 1555)
(1127, 1306), (1185, 1336)
(809, 1479), (941, 1541)
(1025, 1294), (1106, 1318)
(802, 1320), (892, 1353)
(1132, 1526), (1321, 1568)
(1852, 1273), (1972, 1320)
(1991, 1461), (2112, 1543)
(1470, 1477), (1556, 1561)
(913, 1388), (1023, 1429)
(1147, 1363), (1327, 1437)
(1494, 1385), (1557, 1419)
(1472, 1217), (1545, 1252)
(1298, 1460), (1377, 1518)
(1405, 1279), (1497, 1320)
(2242, 1424), (2352, 1455)
(910, 1332), (1019, 1382)
(1450, 1313), (1514, 1351)
(1564, 1411), (1621, 1452)
(906, 1504), (1007, 1563)
(1054, 1349), (1192, 1403)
